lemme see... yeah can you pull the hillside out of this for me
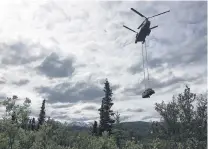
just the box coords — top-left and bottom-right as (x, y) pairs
(68, 120), (152, 138)
(118, 121), (151, 137)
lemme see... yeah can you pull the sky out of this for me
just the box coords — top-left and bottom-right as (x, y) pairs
(0, 0), (207, 124)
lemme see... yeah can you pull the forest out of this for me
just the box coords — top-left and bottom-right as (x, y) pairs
(0, 79), (207, 149)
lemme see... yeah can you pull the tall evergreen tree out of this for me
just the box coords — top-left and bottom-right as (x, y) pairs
(31, 117), (36, 131)
(98, 79), (115, 136)
(38, 99), (46, 129)
(92, 121), (98, 136)
(98, 100), (105, 136)
(113, 111), (122, 149)
(28, 119), (32, 130)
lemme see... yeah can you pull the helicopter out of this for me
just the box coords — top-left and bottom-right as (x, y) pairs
(123, 8), (170, 44)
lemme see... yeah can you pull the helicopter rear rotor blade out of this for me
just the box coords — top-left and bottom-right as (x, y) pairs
(150, 25), (158, 30)
(131, 8), (147, 18)
(123, 25), (137, 33)
(148, 10), (170, 19)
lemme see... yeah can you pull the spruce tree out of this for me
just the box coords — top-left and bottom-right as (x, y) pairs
(98, 79), (115, 136)
(28, 119), (32, 130)
(32, 117), (36, 131)
(114, 111), (122, 149)
(92, 121), (98, 136)
(38, 99), (46, 129)
(98, 100), (105, 136)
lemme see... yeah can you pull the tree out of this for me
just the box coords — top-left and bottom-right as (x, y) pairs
(38, 99), (46, 129)
(98, 100), (105, 136)
(152, 85), (207, 143)
(193, 94), (207, 141)
(28, 119), (32, 130)
(11, 111), (16, 124)
(32, 118), (36, 131)
(98, 79), (115, 136)
(114, 111), (120, 125)
(0, 96), (31, 149)
(92, 121), (98, 136)
(113, 111), (123, 149)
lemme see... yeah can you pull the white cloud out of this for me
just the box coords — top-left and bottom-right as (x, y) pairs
(0, 0), (206, 123)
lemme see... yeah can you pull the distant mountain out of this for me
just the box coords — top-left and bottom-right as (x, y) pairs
(118, 121), (151, 137)
(68, 121), (90, 128)
(68, 120), (152, 137)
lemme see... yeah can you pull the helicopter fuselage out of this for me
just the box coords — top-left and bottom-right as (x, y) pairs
(135, 20), (151, 44)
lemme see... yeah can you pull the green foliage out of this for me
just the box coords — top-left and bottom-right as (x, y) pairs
(0, 85), (206, 149)
(151, 85), (207, 148)
(123, 140), (143, 149)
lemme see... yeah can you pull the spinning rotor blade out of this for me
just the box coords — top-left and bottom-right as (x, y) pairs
(131, 8), (147, 18)
(150, 25), (158, 29)
(123, 25), (137, 33)
(148, 10), (170, 19)
(137, 20), (146, 29)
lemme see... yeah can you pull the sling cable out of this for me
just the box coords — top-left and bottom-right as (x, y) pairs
(141, 42), (155, 98)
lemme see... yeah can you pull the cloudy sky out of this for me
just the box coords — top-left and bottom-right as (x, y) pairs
(0, 0), (207, 124)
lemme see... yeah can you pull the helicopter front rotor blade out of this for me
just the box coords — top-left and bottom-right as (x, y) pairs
(123, 25), (137, 33)
(137, 20), (145, 29)
(148, 10), (170, 19)
(131, 8), (147, 18)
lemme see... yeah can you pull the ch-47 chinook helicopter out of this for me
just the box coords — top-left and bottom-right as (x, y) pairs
(123, 8), (170, 44)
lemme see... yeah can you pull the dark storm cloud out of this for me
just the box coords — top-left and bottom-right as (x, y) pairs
(0, 80), (5, 84)
(51, 103), (74, 109)
(128, 63), (143, 75)
(12, 79), (30, 86)
(36, 82), (104, 104)
(81, 105), (98, 111)
(0, 42), (46, 65)
(36, 52), (75, 78)
(0, 94), (6, 102)
(126, 108), (144, 113)
(53, 115), (98, 122)
(73, 110), (82, 114)
(53, 115), (68, 120)
(111, 84), (120, 91)
(120, 115), (131, 121)
(124, 73), (201, 96)
(141, 115), (161, 121)
(69, 116), (98, 122)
